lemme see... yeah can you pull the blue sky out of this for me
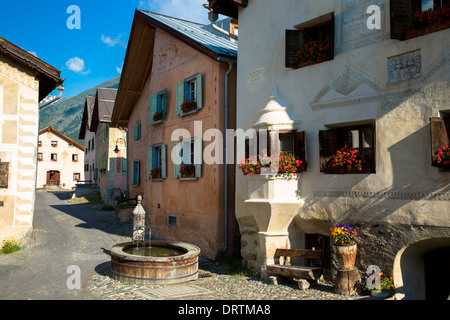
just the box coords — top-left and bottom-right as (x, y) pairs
(0, 0), (211, 98)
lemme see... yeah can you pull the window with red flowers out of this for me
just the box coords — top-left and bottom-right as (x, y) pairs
(285, 12), (334, 69)
(430, 116), (450, 168)
(319, 123), (376, 174)
(391, 0), (450, 40)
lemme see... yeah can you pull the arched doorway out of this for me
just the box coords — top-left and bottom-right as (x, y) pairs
(393, 237), (450, 300)
(424, 247), (450, 300)
(46, 171), (60, 186)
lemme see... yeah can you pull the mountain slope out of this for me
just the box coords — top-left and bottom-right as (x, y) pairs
(39, 77), (121, 145)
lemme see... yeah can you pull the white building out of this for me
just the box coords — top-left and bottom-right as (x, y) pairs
(209, 0), (450, 300)
(79, 96), (96, 183)
(37, 127), (85, 190)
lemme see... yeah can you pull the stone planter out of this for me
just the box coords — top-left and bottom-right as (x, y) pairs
(333, 244), (357, 270)
(371, 290), (389, 298)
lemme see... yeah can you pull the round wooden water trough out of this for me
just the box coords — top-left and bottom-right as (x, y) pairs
(110, 241), (200, 285)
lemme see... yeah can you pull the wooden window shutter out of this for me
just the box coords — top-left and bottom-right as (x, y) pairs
(430, 117), (450, 165)
(319, 129), (338, 172)
(150, 95), (157, 124)
(173, 142), (182, 178)
(0, 162), (9, 188)
(162, 89), (168, 119)
(295, 131), (308, 172)
(196, 73), (203, 110)
(176, 82), (184, 116)
(147, 147), (153, 179)
(194, 138), (203, 178)
(390, 0), (412, 40)
(161, 144), (167, 179)
(122, 158), (127, 172)
(285, 29), (303, 68)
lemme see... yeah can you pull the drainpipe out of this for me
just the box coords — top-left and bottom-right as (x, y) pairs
(39, 83), (65, 110)
(219, 57), (235, 254)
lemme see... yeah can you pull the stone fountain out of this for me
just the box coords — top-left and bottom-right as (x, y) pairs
(110, 196), (201, 285)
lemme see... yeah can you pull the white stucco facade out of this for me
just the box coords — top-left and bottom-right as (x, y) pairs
(231, 0), (450, 300)
(37, 127), (85, 190)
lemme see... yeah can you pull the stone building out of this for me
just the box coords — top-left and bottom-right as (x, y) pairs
(0, 37), (62, 243)
(89, 88), (127, 205)
(111, 10), (239, 260)
(79, 96), (96, 183)
(209, 0), (450, 299)
(37, 126), (85, 190)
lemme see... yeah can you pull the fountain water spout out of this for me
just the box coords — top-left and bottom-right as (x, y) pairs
(132, 195), (150, 247)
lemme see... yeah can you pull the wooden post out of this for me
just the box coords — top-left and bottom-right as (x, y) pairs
(335, 267), (360, 295)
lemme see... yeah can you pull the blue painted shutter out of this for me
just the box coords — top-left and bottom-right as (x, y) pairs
(150, 95), (157, 124)
(196, 73), (203, 110)
(176, 82), (184, 116)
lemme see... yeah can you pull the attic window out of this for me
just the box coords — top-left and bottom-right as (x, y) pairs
(285, 12), (334, 69)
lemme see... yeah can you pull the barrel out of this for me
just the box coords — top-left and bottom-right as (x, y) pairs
(110, 241), (200, 285)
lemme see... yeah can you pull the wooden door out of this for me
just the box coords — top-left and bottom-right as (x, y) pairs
(46, 171), (60, 186)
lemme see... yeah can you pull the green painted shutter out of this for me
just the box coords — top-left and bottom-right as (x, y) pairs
(194, 138), (202, 178)
(122, 158), (127, 172)
(150, 95), (157, 124)
(147, 147), (153, 179)
(130, 161), (135, 185)
(133, 125), (137, 140)
(196, 73), (203, 109)
(173, 142), (182, 178)
(176, 82), (184, 116)
(162, 89), (168, 119)
(161, 144), (167, 179)
(135, 160), (140, 185)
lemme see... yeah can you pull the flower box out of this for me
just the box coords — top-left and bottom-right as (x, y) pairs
(152, 111), (164, 122)
(406, 5), (450, 40)
(295, 40), (331, 69)
(181, 99), (198, 114)
(150, 167), (162, 180)
(405, 18), (450, 39)
(180, 164), (196, 178)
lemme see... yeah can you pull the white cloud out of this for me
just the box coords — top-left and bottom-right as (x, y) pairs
(101, 34), (127, 48)
(66, 57), (91, 74)
(116, 61), (124, 74)
(28, 51), (38, 58)
(138, 0), (210, 24)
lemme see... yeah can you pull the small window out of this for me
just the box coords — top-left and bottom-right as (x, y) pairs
(72, 154), (78, 162)
(168, 214), (178, 227)
(51, 141), (58, 147)
(319, 123), (375, 173)
(430, 116), (450, 168)
(176, 73), (203, 116)
(38, 153), (43, 161)
(51, 153), (58, 161)
(38, 141), (42, 147)
(173, 138), (202, 179)
(150, 89), (167, 124)
(148, 144), (167, 180)
(133, 123), (141, 141)
(285, 12), (334, 69)
(131, 160), (140, 186)
(391, 0), (450, 40)
(73, 173), (81, 181)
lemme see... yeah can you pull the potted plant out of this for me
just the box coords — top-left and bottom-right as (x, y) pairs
(153, 110), (164, 122)
(359, 271), (396, 298)
(433, 144), (450, 169)
(277, 152), (302, 176)
(326, 146), (370, 173)
(238, 155), (261, 176)
(406, 4), (450, 39)
(295, 40), (331, 68)
(150, 167), (162, 179)
(330, 224), (361, 270)
(181, 99), (197, 114)
(180, 164), (196, 178)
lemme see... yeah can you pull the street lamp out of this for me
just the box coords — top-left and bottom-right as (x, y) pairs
(114, 137), (127, 154)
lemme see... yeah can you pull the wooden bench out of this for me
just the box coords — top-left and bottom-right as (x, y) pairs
(266, 248), (323, 282)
